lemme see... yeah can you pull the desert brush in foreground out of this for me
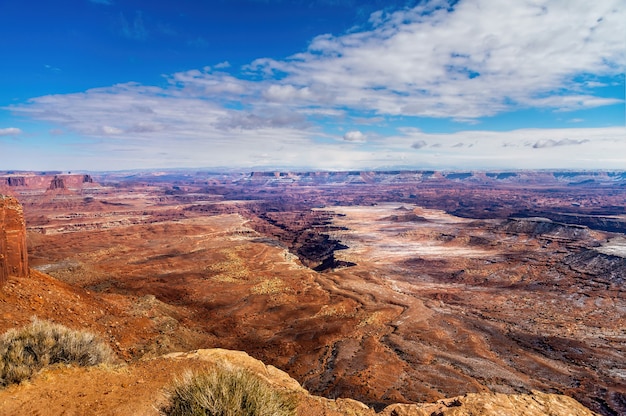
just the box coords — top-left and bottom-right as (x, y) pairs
(161, 366), (298, 416)
(0, 318), (115, 386)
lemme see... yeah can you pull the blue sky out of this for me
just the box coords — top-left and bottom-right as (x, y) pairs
(1, 0), (624, 171)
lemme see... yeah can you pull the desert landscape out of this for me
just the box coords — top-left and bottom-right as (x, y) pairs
(0, 170), (624, 415)
(2, 1), (624, 414)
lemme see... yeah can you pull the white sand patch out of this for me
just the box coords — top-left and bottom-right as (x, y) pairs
(326, 204), (494, 261)
(596, 238), (626, 258)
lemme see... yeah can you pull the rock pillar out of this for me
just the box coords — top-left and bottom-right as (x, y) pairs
(0, 195), (28, 285)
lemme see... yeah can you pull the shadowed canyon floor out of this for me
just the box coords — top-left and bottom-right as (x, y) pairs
(1, 170), (624, 415)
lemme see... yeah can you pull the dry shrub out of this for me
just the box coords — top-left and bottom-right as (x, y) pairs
(161, 366), (298, 416)
(0, 318), (115, 387)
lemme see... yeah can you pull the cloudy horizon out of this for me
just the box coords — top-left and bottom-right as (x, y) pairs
(1, 0), (624, 171)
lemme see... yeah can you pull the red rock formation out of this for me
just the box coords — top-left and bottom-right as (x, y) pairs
(0, 174), (99, 192)
(6, 177), (26, 187)
(0, 195), (28, 285)
(48, 176), (65, 190)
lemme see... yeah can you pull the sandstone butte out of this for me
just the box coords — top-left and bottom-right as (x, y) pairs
(0, 195), (28, 285)
(0, 173), (94, 192)
(0, 194), (600, 415)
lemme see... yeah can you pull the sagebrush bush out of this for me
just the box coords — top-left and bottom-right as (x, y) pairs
(0, 318), (115, 387)
(161, 366), (298, 416)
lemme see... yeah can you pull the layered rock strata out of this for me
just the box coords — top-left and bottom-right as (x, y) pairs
(0, 195), (28, 285)
(0, 173), (97, 191)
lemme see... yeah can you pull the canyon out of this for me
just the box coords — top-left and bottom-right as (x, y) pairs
(0, 170), (624, 415)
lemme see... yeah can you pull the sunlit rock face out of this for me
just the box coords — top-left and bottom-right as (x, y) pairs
(0, 195), (28, 285)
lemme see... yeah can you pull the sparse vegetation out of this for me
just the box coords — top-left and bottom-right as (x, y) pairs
(161, 366), (298, 416)
(0, 318), (115, 387)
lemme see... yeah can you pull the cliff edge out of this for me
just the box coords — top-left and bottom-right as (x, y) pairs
(0, 195), (28, 286)
(0, 347), (600, 415)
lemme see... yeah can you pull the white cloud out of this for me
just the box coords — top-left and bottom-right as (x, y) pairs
(531, 138), (589, 149)
(343, 130), (366, 142)
(249, 0), (625, 118)
(4, 0), (625, 170)
(384, 126), (626, 169)
(263, 84), (313, 102)
(40, 0), (623, 126)
(0, 127), (22, 136)
(168, 69), (249, 96)
(101, 125), (124, 135)
(4, 83), (323, 169)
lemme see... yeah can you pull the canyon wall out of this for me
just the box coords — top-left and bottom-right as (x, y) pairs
(0, 173), (96, 192)
(0, 195), (28, 285)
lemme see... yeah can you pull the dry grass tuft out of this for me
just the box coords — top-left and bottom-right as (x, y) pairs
(0, 318), (115, 387)
(161, 366), (298, 416)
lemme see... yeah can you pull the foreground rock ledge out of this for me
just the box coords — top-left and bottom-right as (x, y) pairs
(0, 348), (598, 415)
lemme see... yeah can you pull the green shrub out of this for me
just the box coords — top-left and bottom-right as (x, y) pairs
(161, 367), (298, 416)
(0, 318), (115, 387)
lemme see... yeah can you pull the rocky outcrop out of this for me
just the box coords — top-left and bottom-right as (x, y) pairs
(0, 195), (28, 285)
(501, 217), (590, 240)
(0, 347), (600, 415)
(380, 391), (600, 416)
(564, 246), (626, 286)
(4, 177), (26, 187)
(165, 350), (600, 416)
(510, 211), (626, 234)
(48, 176), (65, 190)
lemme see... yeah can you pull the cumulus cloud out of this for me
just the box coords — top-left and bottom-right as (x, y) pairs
(168, 69), (249, 96)
(0, 127), (22, 136)
(531, 138), (589, 149)
(4, 82), (325, 169)
(248, 0), (624, 118)
(263, 84), (313, 102)
(95, 0), (622, 124)
(20, 0), (623, 127)
(343, 130), (366, 142)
